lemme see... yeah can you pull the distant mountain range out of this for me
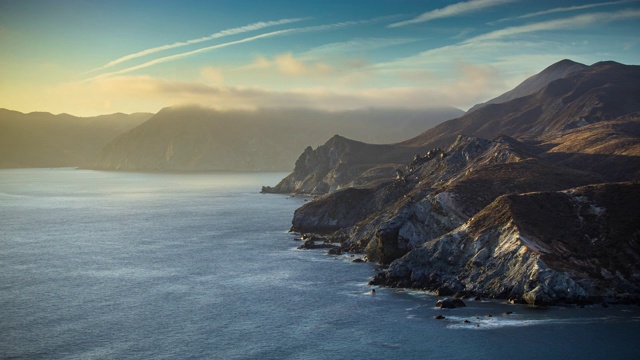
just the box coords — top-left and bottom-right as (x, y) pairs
(90, 107), (463, 172)
(269, 59), (640, 306)
(0, 106), (463, 171)
(0, 109), (152, 168)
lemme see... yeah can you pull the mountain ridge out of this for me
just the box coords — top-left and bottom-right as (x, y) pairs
(0, 109), (152, 168)
(91, 106), (462, 172)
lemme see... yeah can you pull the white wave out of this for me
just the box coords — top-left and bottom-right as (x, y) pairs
(444, 314), (631, 330)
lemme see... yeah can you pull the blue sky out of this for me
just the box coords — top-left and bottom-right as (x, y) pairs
(1, 0), (639, 116)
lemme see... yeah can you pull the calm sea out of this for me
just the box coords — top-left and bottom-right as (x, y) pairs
(1, 169), (639, 359)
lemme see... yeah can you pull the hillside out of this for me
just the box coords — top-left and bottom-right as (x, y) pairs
(466, 59), (587, 113)
(91, 106), (462, 172)
(279, 59), (640, 305)
(269, 61), (639, 196)
(0, 109), (152, 168)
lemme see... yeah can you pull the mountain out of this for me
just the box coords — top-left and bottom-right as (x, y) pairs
(91, 106), (462, 172)
(0, 109), (152, 168)
(403, 61), (640, 149)
(276, 60), (640, 305)
(272, 61), (639, 195)
(466, 59), (587, 113)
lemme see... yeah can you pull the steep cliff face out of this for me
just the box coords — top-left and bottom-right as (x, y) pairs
(375, 183), (640, 305)
(282, 59), (640, 305)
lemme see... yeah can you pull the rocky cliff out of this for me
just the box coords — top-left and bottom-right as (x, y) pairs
(281, 59), (640, 305)
(291, 134), (604, 262)
(373, 182), (640, 306)
(262, 135), (420, 194)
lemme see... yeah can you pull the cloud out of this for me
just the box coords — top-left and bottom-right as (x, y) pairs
(468, 8), (640, 42)
(245, 55), (272, 70)
(200, 67), (225, 85)
(241, 53), (334, 76)
(389, 0), (514, 27)
(84, 16), (400, 82)
(300, 38), (419, 58)
(58, 73), (493, 115)
(495, 0), (638, 23)
(85, 18), (305, 74)
(83, 29), (293, 82)
(377, 8), (640, 76)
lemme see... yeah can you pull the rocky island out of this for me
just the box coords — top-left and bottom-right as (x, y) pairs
(265, 60), (640, 306)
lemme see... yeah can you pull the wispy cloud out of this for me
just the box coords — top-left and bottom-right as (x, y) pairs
(84, 16), (400, 82)
(389, 0), (514, 28)
(468, 8), (640, 42)
(377, 9), (640, 73)
(84, 18), (304, 74)
(300, 38), (419, 58)
(83, 29), (293, 82)
(495, 0), (638, 23)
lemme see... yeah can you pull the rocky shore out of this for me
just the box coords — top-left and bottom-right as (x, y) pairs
(269, 60), (640, 306)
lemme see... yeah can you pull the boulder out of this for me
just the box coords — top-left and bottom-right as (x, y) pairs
(435, 298), (466, 309)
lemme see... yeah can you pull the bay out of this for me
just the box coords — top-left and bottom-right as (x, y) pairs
(1, 169), (639, 359)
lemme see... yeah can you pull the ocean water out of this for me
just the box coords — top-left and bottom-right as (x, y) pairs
(1, 169), (639, 360)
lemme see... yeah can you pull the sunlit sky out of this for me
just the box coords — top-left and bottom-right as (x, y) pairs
(1, 0), (639, 116)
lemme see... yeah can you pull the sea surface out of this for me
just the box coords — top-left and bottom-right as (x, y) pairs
(1, 168), (639, 360)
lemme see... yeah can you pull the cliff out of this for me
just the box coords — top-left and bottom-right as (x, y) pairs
(374, 183), (640, 306)
(282, 60), (640, 305)
(262, 135), (419, 194)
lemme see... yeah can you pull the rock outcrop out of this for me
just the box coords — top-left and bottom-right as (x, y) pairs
(292, 134), (604, 263)
(374, 183), (640, 306)
(263, 135), (420, 194)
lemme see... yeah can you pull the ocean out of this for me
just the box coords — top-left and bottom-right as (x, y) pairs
(1, 168), (639, 359)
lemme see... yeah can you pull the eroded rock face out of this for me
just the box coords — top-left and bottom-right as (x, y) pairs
(292, 134), (603, 265)
(375, 183), (640, 305)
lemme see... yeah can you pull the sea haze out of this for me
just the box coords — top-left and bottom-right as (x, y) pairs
(1, 169), (639, 360)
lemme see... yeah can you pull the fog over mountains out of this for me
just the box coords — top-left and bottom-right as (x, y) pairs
(1, 106), (461, 171)
(90, 107), (462, 172)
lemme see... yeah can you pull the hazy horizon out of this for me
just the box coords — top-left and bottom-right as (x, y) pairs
(1, 0), (639, 117)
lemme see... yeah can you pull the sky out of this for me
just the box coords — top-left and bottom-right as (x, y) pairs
(0, 0), (639, 116)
